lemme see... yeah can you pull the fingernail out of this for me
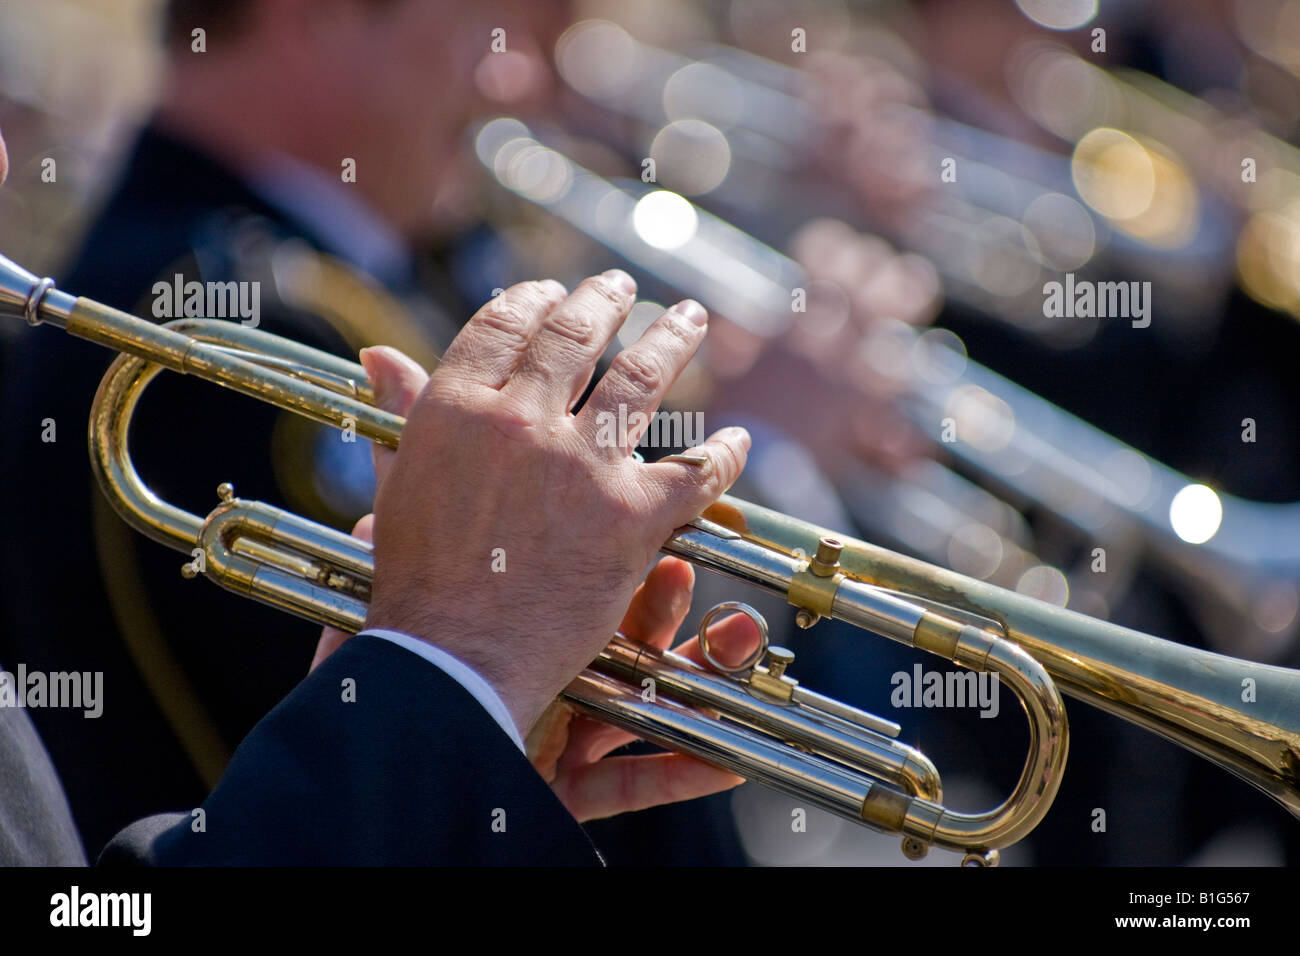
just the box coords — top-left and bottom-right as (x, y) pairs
(728, 426), (752, 451)
(670, 299), (708, 326)
(602, 269), (636, 295)
(537, 279), (567, 297)
(660, 452), (709, 466)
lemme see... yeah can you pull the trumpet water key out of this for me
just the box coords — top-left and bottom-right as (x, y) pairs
(4, 252), (1298, 864)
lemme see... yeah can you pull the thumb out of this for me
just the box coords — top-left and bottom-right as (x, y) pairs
(643, 426), (751, 532)
(360, 346), (429, 486)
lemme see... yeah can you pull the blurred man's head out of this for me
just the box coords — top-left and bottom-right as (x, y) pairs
(159, 0), (569, 235)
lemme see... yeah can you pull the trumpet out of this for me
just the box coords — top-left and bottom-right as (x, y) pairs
(3, 252), (1299, 865)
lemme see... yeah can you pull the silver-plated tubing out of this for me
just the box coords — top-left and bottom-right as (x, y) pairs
(788, 685), (902, 739)
(25, 277), (56, 326)
(663, 521), (801, 592)
(593, 637), (943, 800)
(0, 254), (73, 328)
(564, 670), (878, 822)
(667, 522), (930, 644)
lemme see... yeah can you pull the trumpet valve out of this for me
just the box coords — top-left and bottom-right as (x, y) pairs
(765, 646), (795, 679)
(749, 646), (798, 702)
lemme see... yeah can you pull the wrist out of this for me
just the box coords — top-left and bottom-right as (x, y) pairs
(364, 606), (552, 736)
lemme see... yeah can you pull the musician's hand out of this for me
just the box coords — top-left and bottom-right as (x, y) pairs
(526, 556), (758, 821)
(803, 51), (935, 231)
(310, 344), (428, 672)
(365, 272), (750, 737)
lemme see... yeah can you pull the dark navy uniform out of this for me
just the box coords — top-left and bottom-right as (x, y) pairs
(0, 124), (440, 856)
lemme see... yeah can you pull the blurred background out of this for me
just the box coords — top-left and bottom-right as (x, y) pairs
(1, 0), (1299, 866)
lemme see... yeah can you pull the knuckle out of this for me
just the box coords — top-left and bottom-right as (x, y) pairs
(609, 349), (663, 394)
(658, 312), (697, 344)
(480, 393), (540, 441)
(714, 440), (742, 480)
(605, 493), (640, 524)
(541, 307), (594, 348)
(526, 278), (566, 302)
(694, 445), (735, 497)
(424, 374), (472, 408)
(606, 485), (651, 526)
(696, 464), (725, 498)
(582, 276), (625, 308)
(491, 388), (538, 423)
(477, 300), (533, 346)
(592, 467), (650, 521)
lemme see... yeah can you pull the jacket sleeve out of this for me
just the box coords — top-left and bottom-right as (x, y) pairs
(98, 636), (601, 866)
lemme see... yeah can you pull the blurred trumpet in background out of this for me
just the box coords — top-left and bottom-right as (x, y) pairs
(474, 110), (1300, 660)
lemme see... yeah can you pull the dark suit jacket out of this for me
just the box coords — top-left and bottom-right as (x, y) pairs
(100, 636), (600, 865)
(0, 124), (387, 855)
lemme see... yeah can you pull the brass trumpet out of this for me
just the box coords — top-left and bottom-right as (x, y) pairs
(3, 253), (1298, 865)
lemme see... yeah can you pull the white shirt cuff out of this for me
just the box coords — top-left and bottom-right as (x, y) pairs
(357, 628), (526, 754)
